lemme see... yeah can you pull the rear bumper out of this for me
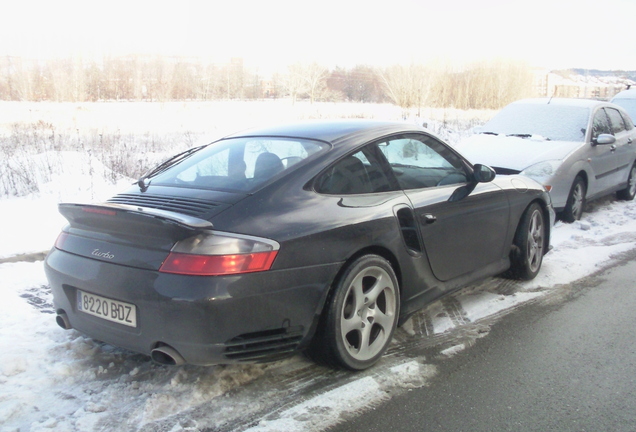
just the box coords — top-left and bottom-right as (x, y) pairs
(44, 248), (339, 365)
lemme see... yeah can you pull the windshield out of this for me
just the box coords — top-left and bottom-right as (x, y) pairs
(611, 99), (636, 125)
(150, 137), (327, 192)
(482, 103), (590, 142)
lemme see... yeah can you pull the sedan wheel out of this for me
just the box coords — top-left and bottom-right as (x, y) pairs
(617, 163), (636, 201)
(508, 203), (545, 280)
(307, 255), (399, 370)
(562, 176), (586, 223)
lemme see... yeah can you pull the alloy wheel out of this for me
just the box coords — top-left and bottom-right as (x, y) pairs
(628, 166), (636, 197)
(526, 208), (544, 274)
(570, 182), (585, 220)
(339, 266), (397, 362)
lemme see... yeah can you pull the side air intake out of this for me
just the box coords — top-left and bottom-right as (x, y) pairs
(224, 326), (304, 362)
(396, 207), (422, 253)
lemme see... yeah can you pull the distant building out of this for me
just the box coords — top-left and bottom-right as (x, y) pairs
(533, 69), (635, 100)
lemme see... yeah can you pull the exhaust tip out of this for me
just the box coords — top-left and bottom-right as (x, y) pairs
(56, 312), (72, 330)
(151, 344), (186, 366)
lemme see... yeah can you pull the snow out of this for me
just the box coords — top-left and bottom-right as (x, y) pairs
(2, 101), (636, 432)
(244, 361), (436, 432)
(440, 344), (466, 357)
(478, 99), (591, 142)
(247, 376), (385, 431)
(460, 291), (545, 323)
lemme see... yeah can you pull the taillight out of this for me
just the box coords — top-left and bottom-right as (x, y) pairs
(54, 232), (69, 250)
(81, 207), (117, 216)
(160, 251), (278, 275)
(159, 231), (280, 276)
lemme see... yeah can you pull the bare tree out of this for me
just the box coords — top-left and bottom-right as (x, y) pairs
(303, 62), (328, 104)
(344, 65), (385, 102)
(6, 57), (32, 101)
(172, 61), (198, 100)
(0, 54), (534, 107)
(382, 63), (435, 111)
(283, 63), (307, 104)
(430, 59), (533, 109)
(150, 57), (174, 102)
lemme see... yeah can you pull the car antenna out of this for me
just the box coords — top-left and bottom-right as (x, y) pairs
(547, 87), (557, 104)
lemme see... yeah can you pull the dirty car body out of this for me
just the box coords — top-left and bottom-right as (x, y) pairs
(45, 120), (554, 370)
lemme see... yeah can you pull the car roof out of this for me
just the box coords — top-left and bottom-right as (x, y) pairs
(510, 98), (610, 109)
(611, 89), (636, 100)
(222, 120), (428, 146)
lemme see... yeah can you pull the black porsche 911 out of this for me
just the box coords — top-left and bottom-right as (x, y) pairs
(44, 120), (554, 370)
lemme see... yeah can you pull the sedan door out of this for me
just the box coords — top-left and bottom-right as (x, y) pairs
(378, 134), (510, 282)
(604, 107), (636, 187)
(588, 108), (621, 195)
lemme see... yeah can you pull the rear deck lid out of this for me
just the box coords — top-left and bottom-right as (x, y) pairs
(56, 202), (214, 270)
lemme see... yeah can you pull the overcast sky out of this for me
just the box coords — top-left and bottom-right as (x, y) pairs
(3, 0), (636, 72)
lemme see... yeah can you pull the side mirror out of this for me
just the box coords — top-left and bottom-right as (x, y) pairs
(593, 133), (616, 146)
(473, 164), (496, 183)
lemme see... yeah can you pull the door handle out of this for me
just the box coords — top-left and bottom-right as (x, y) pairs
(421, 213), (437, 224)
(610, 144), (617, 152)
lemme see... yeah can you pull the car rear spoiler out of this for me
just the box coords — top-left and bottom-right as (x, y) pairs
(58, 202), (213, 240)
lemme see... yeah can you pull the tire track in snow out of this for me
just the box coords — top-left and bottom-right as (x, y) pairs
(441, 296), (470, 327)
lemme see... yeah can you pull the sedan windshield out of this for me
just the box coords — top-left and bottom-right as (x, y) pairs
(482, 103), (590, 142)
(150, 137), (327, 192)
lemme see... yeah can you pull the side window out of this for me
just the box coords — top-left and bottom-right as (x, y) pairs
(605, 108), (627, 134)
(592, 109), (612, 140)
(621, 111), (635, 130)
(315, 146), (394, 195)
(378, 135), (468, 190)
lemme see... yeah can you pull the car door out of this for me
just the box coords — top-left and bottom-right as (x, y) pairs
(377, 133), (510, 282)
(588, 107), (620, 195)
(605, 107), (635, 187)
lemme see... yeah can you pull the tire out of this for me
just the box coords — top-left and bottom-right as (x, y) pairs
(561, 176), (586, 223)
(617, 163), (636, 201)
(306, 255), (399, 370)
(508, 202), (545, 281)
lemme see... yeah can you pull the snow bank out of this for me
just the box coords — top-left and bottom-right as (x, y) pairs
(0, 151), (131, 259)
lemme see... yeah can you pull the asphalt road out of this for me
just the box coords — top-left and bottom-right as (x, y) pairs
(331, 255), (636, 432)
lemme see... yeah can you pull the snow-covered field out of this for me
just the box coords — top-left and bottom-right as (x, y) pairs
(2, 101), (636, 432)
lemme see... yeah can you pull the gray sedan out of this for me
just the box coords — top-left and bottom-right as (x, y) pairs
(456, 98), (636, 222)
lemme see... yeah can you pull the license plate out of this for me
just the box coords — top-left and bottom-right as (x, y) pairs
(77, 290), (137, 327)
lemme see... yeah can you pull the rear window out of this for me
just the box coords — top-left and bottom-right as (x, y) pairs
(483, 103), (590, 142)
(611, 99), (636, 126)
(151, 137), (327, 192)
